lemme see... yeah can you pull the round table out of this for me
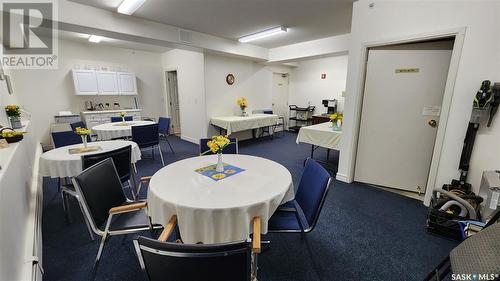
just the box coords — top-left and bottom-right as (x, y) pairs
(92, 120), (155, 140)
(147, 154), (295, 244)
(39, 140), (141, 178)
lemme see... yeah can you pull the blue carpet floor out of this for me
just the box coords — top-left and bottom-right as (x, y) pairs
(42, 132), (457, 281)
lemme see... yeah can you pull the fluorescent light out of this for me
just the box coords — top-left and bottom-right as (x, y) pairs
(238, 26), (287, 43)
(117, 0), (146, 15)
(88, 35), (103, 43)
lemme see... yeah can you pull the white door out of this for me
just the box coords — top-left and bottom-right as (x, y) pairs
(96, 71), (119, 95)
(272, 73), (289, 130)
(117, 72), (138, 95)
(72, 69), (98, 95)
(355, 41), (453, 193)
(166, 71), (181, 135)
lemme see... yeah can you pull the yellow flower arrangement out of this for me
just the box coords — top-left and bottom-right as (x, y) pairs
(329, 112), (343, 123)
(203, 135), (232, 155)
(75, 127), (90, 136)
(236, 97), (248, 110)
(1, 130), (26, 138)
(119, 112), (126, 118)
(5, 104), (20, 117)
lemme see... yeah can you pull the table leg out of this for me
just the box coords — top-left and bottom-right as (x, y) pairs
(252, 129), (256, 139)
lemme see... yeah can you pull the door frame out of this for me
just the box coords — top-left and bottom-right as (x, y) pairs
(271, 71), (290, 130)
(347, 27), (466, 206)
(163, 67), (180, 134)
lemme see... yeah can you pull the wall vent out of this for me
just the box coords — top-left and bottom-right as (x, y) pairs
(179, 30), (192, 44)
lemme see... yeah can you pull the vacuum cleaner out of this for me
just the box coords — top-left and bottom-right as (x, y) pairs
(427, 80), (500, 240)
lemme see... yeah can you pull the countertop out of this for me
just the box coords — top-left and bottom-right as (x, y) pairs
(81, 109), (141, 114)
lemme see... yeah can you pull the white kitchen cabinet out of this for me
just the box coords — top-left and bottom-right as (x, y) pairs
(72, 69), (98, 95)
(117, 72), (138, 95)
(72, 70), (138, 96)
(96, 71), (119, 95)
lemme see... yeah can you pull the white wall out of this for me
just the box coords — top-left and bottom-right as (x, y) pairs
(204, 54), (290, 139)
(339, 0), (500, 204)
(0, 67), (18, 127)
(161, 49), (207, 144)
(10, 39), (165, 145)
(289, 55), (348, 114)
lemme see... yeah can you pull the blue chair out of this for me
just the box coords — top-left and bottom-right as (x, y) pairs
(132, 123), (164, 166)
(51, 131), (86, 148)
(268, 158), (332, 234)
(111, 116), (133, 122)
(158, 117), (174, 153)
(70, 121), (86, 131)
(199, 138), (238, 155)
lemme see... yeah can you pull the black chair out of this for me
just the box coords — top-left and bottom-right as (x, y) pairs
(70, 121), (86, 131)
(199, 138), (238, 155)
(51, 131), (84, 148)
(268, 158), (332, 234)
(132, 123), (165, 166)
(158, 117), (174, 153)
(134, 215), (262, 281)
(72, 158), (162, 280)
(111, 116), (133, 122)
(82, 145), (135, 196)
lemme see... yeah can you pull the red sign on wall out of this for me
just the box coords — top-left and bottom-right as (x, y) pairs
(321, 73), (326, 79)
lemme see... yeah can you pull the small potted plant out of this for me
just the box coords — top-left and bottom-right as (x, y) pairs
(236, 97), (248, 116)
(202, 135), (233, 172)
(329, 112), (343, 131)
(119, 111), (126, 123)
(5, 104), (22, 129)
(75, 127), (90, 148)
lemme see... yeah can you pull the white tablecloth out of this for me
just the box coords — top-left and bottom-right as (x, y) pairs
(210, 114), (279, 135)
(92, 120), (155, 140)
(296, 122), (342, 150)
(39, 140), (141, 178)
(147, 154), (295, 244)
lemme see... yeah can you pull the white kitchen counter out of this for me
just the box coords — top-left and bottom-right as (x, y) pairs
(81, 108), (141, 114)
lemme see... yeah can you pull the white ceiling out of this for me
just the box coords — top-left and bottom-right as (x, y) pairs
(68, 0), (354, 48)
(57, 30), (172, 53)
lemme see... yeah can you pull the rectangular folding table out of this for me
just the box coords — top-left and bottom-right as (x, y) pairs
(296, 122), (342, 164)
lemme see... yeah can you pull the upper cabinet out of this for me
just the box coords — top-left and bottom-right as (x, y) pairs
(72, 69), (137, 96)
(72, 69), (99, 95)
(117, 72), (138, 95)
(96, 71), (119, 95)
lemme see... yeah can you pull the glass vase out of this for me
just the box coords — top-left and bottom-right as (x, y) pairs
(9, 116), (22, 129)
(81, 135), (88, 148)
(216, 153), (224, 172)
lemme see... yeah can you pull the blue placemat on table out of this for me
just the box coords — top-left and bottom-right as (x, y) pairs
(194, 163), (245, 181)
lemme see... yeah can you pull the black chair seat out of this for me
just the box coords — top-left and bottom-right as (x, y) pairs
(109, 209), (159, 232)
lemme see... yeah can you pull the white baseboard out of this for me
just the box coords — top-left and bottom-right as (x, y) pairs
(335, 173), (350, 183)
(180, 135), (199, 144)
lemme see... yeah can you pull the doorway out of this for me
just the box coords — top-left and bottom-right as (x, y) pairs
(165, 70), (181, 135)
(272, 73), (289, 130)
(354, 39), (454, 194)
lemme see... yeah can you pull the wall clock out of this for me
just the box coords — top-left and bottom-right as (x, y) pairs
(226, 74), (235, 85)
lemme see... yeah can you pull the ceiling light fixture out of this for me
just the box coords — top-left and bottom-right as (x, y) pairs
(238, 26), (287, 43)
(117, 0), (146, 15)
(88, 35), (103, 43)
